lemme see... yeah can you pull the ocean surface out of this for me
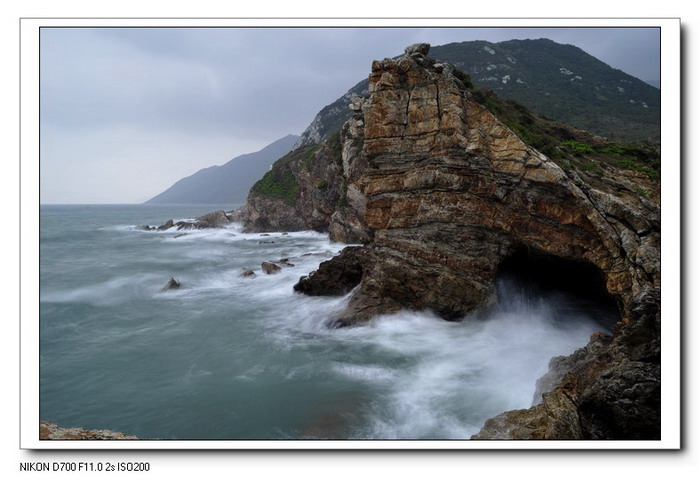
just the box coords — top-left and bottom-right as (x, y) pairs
(40, 204), (617, 440)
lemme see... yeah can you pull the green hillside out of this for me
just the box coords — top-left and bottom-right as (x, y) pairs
(431, 39), (660, 142)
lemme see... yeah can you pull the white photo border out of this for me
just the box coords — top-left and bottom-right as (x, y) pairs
(21, 17), (681, 450)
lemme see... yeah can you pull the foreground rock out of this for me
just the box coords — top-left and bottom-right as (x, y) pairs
(294, 246), (368, 296)
(40, 421), (137, 440)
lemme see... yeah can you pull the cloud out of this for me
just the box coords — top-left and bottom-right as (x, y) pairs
(39, 26), (660, 203)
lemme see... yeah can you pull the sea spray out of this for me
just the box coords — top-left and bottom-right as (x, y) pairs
(40, 204), (616, 439)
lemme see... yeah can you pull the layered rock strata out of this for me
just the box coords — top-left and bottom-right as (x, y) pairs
(243, 44), (661, 439)
(314, 45), (659, 328)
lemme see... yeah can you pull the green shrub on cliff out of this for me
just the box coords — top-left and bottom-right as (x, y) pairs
(595, 143), (660, 178)
(250, 149), (302, 205)
(251, 170), (299, 205)
(618, 158), (660, 178)
(563, 140), (594, 154)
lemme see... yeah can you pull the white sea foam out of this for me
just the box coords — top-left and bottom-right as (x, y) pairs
(293, 282), (611, 439)
(331, 363), (397, 382)
(183, 364), (213, 383)
(41, 206), (617, 440)
(40, 274), (159, 306)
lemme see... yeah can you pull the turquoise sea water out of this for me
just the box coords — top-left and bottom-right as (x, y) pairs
(39, 204), (615, 440)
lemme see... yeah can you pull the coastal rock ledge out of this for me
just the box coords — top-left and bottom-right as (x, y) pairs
(237, 43), (661, 440)
(40, 421), (138, 440)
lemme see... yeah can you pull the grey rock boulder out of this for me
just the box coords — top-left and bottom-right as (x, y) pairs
(261, 262), (281, 274)
(157, 219), (174, 231)
(404, 42), (430, 57)
(161, 277), (181, 291)
(294, 246), (367, 297)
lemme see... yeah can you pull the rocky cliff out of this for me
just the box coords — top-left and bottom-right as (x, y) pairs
(240, 43), (661, 439)
(288, 39), (660, 151)
(238, 127), (372, 243)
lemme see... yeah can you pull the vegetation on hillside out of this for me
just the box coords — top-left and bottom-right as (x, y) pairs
(432, 39), (660, 143)
(250, 149), (303, 205)
(463, 76), (660, 181)
(250, 130), (345, 205)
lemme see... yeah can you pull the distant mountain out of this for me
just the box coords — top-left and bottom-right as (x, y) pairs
(295, 39), (660, 146)
(145, 134), (299, 205)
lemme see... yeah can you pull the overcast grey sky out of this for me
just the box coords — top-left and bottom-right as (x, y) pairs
(39, 27), (660, 204)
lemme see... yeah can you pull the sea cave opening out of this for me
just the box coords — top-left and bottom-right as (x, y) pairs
(495, 245), (621, 331)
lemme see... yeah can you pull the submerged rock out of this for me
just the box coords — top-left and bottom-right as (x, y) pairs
(161, 277), (181, 291)
(157, 219), (174, 231)
(261, 262), (281, 274)
(195, 210), (231, 228)
(240, 268), (256, 278)
(175, 221), (197, 231)
(275, 258), (295, 267)
(146, 210), (233, 233)
(300, 251), (334, 259)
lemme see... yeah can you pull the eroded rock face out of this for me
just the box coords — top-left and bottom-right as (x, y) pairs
(293, 246), (368, 296)
(238, 43), (661, 439)
(405, 42), (431, 57)
(239, 136), (371, 242)
(315, 45), (659, 327)
(292, 44), (661, 438)
(475, 287), (660, 439)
